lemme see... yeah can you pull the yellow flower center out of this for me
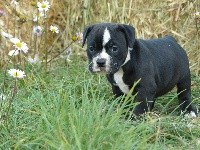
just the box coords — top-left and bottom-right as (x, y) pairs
(31, 1), (37, 6)
(16, 42), (22, 48)
(72, 35), (77, 41)
(41, 4), (47, 8)
(13, 72), (18, 77)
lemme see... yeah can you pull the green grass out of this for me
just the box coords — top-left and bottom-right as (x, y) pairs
(0, 58), (200, 150)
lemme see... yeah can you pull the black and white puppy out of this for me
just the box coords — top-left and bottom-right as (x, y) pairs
(82, 23), (197, 117)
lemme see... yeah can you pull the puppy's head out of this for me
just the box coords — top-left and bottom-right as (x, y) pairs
(82, 23), (135, 74)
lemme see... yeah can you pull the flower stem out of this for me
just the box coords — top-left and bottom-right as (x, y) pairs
(47, 41), (74, 64)
(5, 79), (17, 128)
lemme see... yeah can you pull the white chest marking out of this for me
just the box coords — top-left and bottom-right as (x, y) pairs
(113, 68), (130, 94)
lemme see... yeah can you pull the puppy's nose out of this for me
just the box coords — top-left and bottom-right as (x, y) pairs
(96, 58), (106, 67)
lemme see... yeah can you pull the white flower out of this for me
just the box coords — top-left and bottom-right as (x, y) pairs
(194, 12), (200, 16)
(33, 16), (38, 22)
(1, 31), (13, 39)
(194, 12), (200, 19)
(50, 25), (59, 34)
(76, 32), (83, 43)
(0, 8), (6, 16)
(8, 69), (26, 79)
(8, 50), (20, 56)
(10, 38), (29, 53)
(37, 1), (51, 12)
(11, 0), (19, 5)
(33, 26), (43, 36)
(33, 12), (46, 22)
(72, 32), (83, 43)
(28, 54), (40, 64)
(0, 94), (6, 101)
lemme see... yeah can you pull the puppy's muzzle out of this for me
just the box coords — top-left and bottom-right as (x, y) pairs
(96, 58), (106, 67)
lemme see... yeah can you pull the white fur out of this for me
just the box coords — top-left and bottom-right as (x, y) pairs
(113, 68), (129, 94)
(99, 49), (109, 59)
(92, 49), (111, 72)
(128, 47), (133, 51)
(122, 50), (131, 66)
(189, 111), (197, 117)
(184, 111), (197, 118)
(103, 28), (111, 46)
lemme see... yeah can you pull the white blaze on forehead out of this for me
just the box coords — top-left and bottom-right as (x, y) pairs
(103, 27), (111, 46)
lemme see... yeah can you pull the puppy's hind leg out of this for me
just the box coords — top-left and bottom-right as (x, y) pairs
(177, 77), (197, 117)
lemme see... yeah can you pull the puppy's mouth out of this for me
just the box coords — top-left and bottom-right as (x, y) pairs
(93, 66), (110, 74)
(91, 65), (120, 74)
(89, 57), (120, 74)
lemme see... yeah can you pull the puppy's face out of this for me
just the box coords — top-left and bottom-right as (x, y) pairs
(82, 23), (135, 74)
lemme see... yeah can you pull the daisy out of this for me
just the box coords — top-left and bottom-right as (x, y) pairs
(72, 32), (83, 43)
(11, 0), (19, 5)
(10, 38), (29, 53)
(76, 32), (83, 43)
(33, 12), (46, 22)
(50, 25), (59, 34)
(37, 1), (51, 12)
(33, 26), (43, 36)
(28, 54), (40, 64)
(8, 69), (26, 79)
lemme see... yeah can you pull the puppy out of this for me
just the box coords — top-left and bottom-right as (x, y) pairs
(82, 23), (197, 117)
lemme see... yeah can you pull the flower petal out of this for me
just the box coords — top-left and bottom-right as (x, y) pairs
(8, 50), (19, 56)
(1, 31), (13, 39)
(10, 38), (20, 44)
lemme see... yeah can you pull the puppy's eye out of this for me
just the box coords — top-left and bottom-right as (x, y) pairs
(89, 46), (94, 52)
(112, 46), (118, 52)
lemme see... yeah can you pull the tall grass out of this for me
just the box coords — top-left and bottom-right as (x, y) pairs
(0, 59), (200, 149)
(0, 0), (200, 149)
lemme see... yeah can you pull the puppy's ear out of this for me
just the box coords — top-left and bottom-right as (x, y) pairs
(82, 25), (94, 48)
(118, 24), (135, 48)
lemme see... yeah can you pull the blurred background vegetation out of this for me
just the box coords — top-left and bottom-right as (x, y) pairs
(0, 0), (199, 74)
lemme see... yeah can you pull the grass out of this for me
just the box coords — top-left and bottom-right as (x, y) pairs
(0, 57), (200, 150)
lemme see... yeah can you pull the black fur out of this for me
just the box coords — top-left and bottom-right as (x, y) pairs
(83, 23), (197, 116)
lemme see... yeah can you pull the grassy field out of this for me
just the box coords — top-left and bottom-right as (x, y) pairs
(0, 58), (200, 149)
(0, 0), (200, 149)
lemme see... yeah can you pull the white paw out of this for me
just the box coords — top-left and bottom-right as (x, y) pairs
(184, 111), (197, 118)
